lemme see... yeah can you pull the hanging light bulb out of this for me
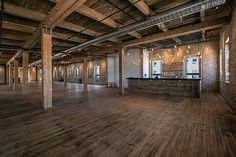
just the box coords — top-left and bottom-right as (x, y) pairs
(188, 45), (190, 49)
(175, 45), (177, 48)
(127, 52), (130, 56)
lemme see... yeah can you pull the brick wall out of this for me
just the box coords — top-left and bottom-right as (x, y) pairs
(219, 7), (236, 112)
(53, 59), (107, 85)
(150, 40), (219, 91)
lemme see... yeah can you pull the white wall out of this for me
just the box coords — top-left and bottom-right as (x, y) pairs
(143, 49), (149, 78)
(115, 54), (119, 87)
(107, 57), (116, 82)
(107, 49), (142, 88)
(107, 55), (119, 87)
(124, 49), (141, 88)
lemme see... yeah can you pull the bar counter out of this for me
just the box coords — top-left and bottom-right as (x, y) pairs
(127, 77), (201, 98)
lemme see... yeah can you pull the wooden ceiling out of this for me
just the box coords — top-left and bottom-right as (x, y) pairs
(0, 0), (235, 64)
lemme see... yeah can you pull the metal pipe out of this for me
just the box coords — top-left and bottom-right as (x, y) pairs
(29, 0), (226, 66)
(65, 0), (226, 53)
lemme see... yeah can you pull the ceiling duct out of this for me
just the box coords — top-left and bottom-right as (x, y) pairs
(65, 0), (226, 53)
(29, 0), (226, 67)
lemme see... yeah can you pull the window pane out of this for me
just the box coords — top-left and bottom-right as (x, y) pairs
(225, 37), (230, 83)
(186, 56), (200, 79)
(220, 49), (223, 81)
(95, 65), (100, 79)
(152, 60), (161, 78)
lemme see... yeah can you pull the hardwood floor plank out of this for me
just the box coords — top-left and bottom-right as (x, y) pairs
(0, 82), (235, 157)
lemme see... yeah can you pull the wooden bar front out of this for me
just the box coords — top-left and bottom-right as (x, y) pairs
(127, 78), (201, 98)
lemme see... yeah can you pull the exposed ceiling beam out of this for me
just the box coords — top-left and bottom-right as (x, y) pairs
(128, 0), (154, 16)
(75, 5), (142, 39)
(23, 0), (88, 49)
(122, 18), (228, 47)
(53, 32), (86, 43)
(173, 37), (182, 45)
(44, 0), (88, 28)
(128, 0), (184, 46)
(2, 21), (35, 33)
(76, 5), (122, 28)
(3, 2), (121, 43)
(2, 21), (86, 44)
(2, 33), (29, 41)
(48, 0), (142, 39)
(59, 21), (100, 37)
(4, 2), (46, 21)
(128, 0), (169, 36)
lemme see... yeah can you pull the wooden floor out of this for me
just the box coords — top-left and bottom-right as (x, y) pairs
(0, 82), (236, 157)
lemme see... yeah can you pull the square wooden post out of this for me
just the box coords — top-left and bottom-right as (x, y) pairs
(13, 59), (19, 90)
(41, 27), (52, 109)
(83, 57), (88, 92)
(9, 63), (13, 88)
(22, 51), (29, 90)
(64, 65), (68, 87)
(119, 47), (125, 94)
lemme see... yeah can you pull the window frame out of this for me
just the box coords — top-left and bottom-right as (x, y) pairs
(184, 55), (201, 79)
(151, 60), (162, 78)
(94, 65), (100, 79)
(224, 37), (230, 83)
(75, 67), (79, 78)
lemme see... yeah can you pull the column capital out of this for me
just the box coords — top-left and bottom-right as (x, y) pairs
(42, 27), (52, 35)
(22, 51), (29, 54)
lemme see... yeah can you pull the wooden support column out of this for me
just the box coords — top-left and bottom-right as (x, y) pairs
(13, 59), (19, 90)
(35, 66), (38, 83)
(41, 27), (52, 109)
(9, 63), (13, 88)
(64, 65), (68, 87)
(52, 66), (54, 86)
(140, 49), (144, 77)
(6, 65), (9, 85)
(106, 58), (108, 87)
(22, 52), (29, 90)
(119, 47), (125, 94)
(83, 57), (88, 92)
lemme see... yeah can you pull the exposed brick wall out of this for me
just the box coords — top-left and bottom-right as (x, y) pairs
(202, 41), (219, 91)
(219, 7), (236, 112)
(53, 59), (107, 85)
(151, 40), (219, 91)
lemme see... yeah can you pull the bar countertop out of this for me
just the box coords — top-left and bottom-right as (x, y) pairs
(127, 77), (201, 81)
